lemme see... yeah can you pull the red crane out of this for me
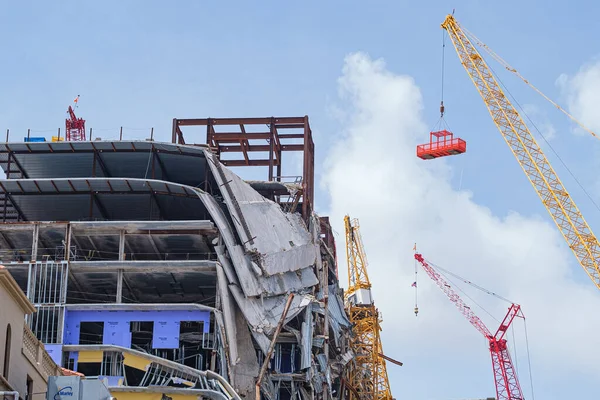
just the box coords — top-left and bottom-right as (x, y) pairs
(66, 98), (86, 141)
(414, 253), (525, 400)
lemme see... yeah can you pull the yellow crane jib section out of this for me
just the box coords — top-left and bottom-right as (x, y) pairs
(344, 215), (393, 400)
(345, 215), (373, 302)
(441, 14), (600, 289)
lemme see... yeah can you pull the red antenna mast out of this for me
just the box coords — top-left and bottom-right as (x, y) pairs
(66, 96), (86, 141)
(414, 252), (525, 400)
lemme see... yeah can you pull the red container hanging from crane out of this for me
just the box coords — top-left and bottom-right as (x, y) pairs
(416, 129), (466, 160)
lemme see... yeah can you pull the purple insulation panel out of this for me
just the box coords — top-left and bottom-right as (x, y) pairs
(103, 320), (131, 347)
(44, 344), (63, 366)
(63, 309), (211, 349)
(152, 320), (180, 349)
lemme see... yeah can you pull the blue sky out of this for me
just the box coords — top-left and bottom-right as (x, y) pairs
(2, 1), (599, 220)
(2, 1), (600, 399)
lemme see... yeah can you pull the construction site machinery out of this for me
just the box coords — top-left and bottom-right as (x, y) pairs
(414, 252), (525, 400)
(441, 13), (600, 290)
(66, 104), (86, 141)
(344, 215), (393, 400)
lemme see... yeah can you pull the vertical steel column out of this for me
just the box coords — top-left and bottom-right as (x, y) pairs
(64, 224), (72, 261)
(58, 261), (69, 344)
(116, 230), (125, 303)
(172, 118), (179, 144)
(276, 148), (282, 182)
(302, 116), (309, 220)
(26, 262), (37, 301)
(31, 223), (39, 262)
(5, 152), (11, 179)
(4, 153), (11, 222)
(206, 119), (211, 150)
(268, 118), (275, 182)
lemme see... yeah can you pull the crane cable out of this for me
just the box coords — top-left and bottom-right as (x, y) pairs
(432, 255), (537, 395)
(460, 24), (597, 140)
(413, 243), (419, 316)
(524, 318), (536, 400)
(485, 56), (600, 215)
(440, 29), (446, 118)
(432, 31), (453, 134)
(428, 259), (502, 324)
(428, 259), (514, 304)
(422, 256), (536, 398)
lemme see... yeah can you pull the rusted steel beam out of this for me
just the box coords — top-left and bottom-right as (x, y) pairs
(221, 159), (280, 167)
(219, 144), (304, 152)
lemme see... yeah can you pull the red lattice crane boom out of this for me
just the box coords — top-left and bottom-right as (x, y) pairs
(414, 253), (524, 400)
(66, 105), (86, 141)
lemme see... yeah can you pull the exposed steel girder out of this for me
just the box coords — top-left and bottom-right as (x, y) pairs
(172, 116), (314, 221)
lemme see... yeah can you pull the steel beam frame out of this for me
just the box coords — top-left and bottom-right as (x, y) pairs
(172, 116), (315, 220)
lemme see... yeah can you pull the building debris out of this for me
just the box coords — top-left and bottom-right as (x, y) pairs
(0, 116), (353, 400)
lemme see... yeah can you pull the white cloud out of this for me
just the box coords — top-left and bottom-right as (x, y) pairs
(323, 52), (600, 400)
(558, 59), (600, 135)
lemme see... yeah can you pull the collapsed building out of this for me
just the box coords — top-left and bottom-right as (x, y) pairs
(0, 117), (352, 400)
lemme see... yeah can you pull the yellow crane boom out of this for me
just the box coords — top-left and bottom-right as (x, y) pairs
(441, 14), (600, 289)
(344, 215), (393, 400)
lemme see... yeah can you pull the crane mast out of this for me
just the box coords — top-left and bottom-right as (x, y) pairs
(414, 253), (524, 400)
(344, 216), (392, 400)
(441, 14), (600, 289)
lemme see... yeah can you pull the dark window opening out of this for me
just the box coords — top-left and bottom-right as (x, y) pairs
(130, 321), (154, 352)
(26, 375), (33, 400)
(63, 353), (76, 371)
(124, 365), (145, 386)
(77, 362), (101, 377)
(79, 321), (104, 345)
(179, 321), (207, 370)
(3, 324), (11, 378)
(278, 383), (293, 400)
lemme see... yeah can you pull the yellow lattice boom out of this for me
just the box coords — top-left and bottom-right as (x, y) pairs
(344, 215), (393, 400)
(442, 14), (600, 289)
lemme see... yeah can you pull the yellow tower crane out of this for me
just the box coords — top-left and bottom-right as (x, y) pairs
(344, 215), (393, 400)
(441, 14), (600, 289)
